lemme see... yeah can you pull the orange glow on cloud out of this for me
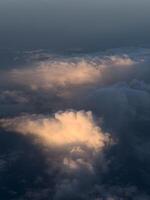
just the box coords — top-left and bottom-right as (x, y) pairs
(0, 111), (109, 151)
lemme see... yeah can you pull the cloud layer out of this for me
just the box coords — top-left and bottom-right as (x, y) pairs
(1, 48), (150, 199)
(2, 54), (135, 91)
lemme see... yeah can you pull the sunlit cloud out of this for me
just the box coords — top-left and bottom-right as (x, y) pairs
(5, 55), (135, 92)
(10, 61), (102, 91)
(0, 110), (109, 151)
(0, 110), (111, 184)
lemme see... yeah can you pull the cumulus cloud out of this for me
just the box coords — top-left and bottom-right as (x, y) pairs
(0, 110), (109, 151)
(1, 54), (135, 93)
(10, 60), (101, 91)
(0, 110), (110, 175)
(0, 110), (112, 199)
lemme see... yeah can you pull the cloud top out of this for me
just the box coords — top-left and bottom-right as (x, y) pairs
(8, 55), (135, 91)
(0, 110), (109, 151)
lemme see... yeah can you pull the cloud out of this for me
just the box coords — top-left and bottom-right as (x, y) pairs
(1, 48), (150, 199)
(0, 90), (29, 104)
(1, 54), (135, 92)
(10, 60), (102, 91)
(0, 110), (112, 199)
(0, 110), (109, 151)
(83, 81), (150, 130)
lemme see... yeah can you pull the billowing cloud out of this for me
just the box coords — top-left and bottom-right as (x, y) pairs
(0, 110), (111, 176)
(0, 110), (112, 199)
(0, 110), (109, 151)
(2, 54), (135, 92)
(10, 61), (101, 90)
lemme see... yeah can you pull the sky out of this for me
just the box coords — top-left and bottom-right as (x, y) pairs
(1, 1), (150, 200)
(0, 0), (150, 52)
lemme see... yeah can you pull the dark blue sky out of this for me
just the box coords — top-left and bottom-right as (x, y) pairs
(0, 0), (150, 52)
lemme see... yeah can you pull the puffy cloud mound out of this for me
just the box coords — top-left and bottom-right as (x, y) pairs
(0, 110), (112, 199)
(0, 110), (109, 151)
(5, 54), (135, 91)
(10, 61), (101, 90)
